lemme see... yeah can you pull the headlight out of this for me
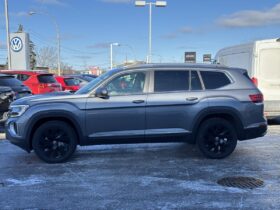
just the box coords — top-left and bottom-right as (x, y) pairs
(9, 105), (29, 118)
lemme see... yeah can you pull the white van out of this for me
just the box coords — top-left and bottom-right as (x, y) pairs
(215, 38), (280, 118)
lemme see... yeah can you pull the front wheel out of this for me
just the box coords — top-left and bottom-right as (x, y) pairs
(32, 121), (77, 163)
(196, 118), (237, 159)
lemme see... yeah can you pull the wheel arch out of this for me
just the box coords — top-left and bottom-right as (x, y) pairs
(192, 107), (244, 142)
(26, 112), (85, 150)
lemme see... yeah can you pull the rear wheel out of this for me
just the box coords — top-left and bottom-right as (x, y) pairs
(32, 121), (77, 163)
(196, 118), (237, 159)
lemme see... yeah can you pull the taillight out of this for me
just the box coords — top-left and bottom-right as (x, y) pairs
(39, 84), (47, 88)
(249, 93), (263, 103)
(251, 77), (258, 86)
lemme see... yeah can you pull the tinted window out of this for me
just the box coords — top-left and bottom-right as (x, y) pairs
(18, 74), (30, 81)
(64, 78), (79, 86)
(200, 71), (231, 89)
(0, 76), (22, 86)
(38, 75), (57, 83)
(106, 72), (146, 96)
(191, 71), (202, 90)
(154, 71), (189, 92)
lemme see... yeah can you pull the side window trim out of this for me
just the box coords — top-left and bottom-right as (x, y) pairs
(196, 70), (205, 90)
(190, 70), (204, 91)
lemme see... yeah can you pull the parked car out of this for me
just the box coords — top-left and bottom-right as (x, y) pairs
(67, 75), (89, 87)
(68, 74), (97, 82)
(0, 86), (14, 124)
(215, 38), (280, 119)
(55, 76), (80, 93)
(0, 70), (62, 94)
(0, 74), (31, 99)
(5, 64), (267, 163)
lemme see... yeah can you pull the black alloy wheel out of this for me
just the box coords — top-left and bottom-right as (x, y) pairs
(32, 121), (77, 163)
(196, 118), (237, 159)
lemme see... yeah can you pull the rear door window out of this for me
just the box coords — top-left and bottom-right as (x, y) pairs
(191, 71), (202, 90)
(200, 71), (231, 89)
(154, 71), (189, 92)
(38, 75), (57, 83)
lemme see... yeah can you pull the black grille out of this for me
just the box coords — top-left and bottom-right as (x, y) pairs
(217, 176), (264, 189)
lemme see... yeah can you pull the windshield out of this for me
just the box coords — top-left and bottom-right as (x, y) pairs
(75, 69), (119, 94)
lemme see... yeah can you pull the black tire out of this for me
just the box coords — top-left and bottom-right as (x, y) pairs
(32, 121), (77, 163)
(196, 118), (237, 159)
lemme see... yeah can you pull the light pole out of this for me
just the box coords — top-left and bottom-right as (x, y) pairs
(135, 1), (167, 64)
(29, 11), (61, 75)
(110, 42), (120, 69)
(4, 0), (11, 69)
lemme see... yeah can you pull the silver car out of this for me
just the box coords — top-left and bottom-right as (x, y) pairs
(5, 64), (267, 163)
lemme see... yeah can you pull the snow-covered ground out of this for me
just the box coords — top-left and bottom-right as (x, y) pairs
(0, 125), (280, 209)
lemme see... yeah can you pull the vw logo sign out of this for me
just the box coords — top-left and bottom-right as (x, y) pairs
(10, 37), (23, 52)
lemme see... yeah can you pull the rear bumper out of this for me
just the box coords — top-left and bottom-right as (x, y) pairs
(239, 122), (267, 141)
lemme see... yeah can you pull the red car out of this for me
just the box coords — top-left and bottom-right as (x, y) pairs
(0, 70), (62, 94)
(55, 76), (80, 93)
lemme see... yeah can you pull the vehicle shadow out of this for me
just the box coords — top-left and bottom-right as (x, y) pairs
(72, 142), (202, 163)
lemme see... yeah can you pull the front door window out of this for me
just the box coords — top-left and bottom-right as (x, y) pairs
(105, 72), (146, 96)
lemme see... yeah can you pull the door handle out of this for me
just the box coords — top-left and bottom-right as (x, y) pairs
(186, 97), (198, 101)
(132, 100), (145, 104)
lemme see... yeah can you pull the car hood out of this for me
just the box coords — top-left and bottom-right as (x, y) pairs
(11, 91), (87, 106)
(0, 86), (12, 93)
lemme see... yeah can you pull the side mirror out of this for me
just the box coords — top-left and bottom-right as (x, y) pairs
(95, 87), (109, 99)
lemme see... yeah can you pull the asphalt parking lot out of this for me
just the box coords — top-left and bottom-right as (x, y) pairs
(0, 124), (280, 210)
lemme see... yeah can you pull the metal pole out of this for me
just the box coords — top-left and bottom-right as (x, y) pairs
(57, 30), (61, 75)
(50, 16), (61, 76)
(4, 0), (11, 69)
(110, 44), (113, 69)
(148, 2), (152, 63)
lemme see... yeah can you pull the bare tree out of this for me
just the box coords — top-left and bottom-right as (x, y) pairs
(36, 47), (57, 69)
(36, 47), (74, 74)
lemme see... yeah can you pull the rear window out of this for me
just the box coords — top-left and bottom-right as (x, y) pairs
(154, 71), (189, 92)
(200, 71), (231, 89)
(38, 75), (57, 83)
(0, 76), (22, 86)
(64, 78), (79, 86)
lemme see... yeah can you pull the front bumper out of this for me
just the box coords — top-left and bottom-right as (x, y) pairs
(239, 122), (267, 141)
(5, 119), (31, 152)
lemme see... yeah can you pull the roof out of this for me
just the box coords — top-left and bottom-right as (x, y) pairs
(0, 73), (13, 77)
(119, 63), (239, 71)
(0, 70), (53, 75)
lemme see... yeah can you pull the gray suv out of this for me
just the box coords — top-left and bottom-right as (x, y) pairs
(5, 64), (267, 163)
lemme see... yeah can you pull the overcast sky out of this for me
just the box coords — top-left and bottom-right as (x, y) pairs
(0, 0), (279, 70)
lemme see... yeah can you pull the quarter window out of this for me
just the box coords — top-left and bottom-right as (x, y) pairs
(105, 72), (146, 96)
(154, 71), (189, 92)
(200, 71), (231, 89)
